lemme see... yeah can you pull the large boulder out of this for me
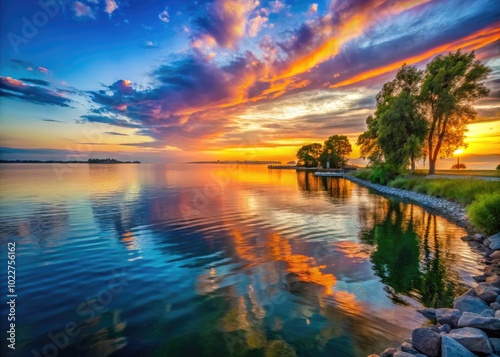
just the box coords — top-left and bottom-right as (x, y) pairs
(393, 352), (415, 357)
(491, 338), (500, 354)
(441, 335), (477, 357)
(454, 295), (491, 314)
(412, 328), (441, 357)
(488, 233), (500, 250)
(448, 327), (493, 354)
(458, 312), (500, 330)
(475, 283), (500, 304)
(436, 308), (462, 328)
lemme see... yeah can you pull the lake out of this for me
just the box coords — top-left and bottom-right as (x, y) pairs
(0, 163), (482, 357)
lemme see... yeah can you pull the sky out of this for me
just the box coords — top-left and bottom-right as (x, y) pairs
(0, 0), (499, 168)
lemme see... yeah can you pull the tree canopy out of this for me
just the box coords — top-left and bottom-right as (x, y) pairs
(357, 50), (491, 177)
(296, 143), (323, 167)
(320, 135), (352, 168)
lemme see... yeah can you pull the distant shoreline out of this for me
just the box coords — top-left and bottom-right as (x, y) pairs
(187, 160), (281, 165)
(0, 159), (141, 164)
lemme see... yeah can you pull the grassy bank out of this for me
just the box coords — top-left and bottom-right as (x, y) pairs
(413, 169), (500, 177)
(351, 169), (500, 234)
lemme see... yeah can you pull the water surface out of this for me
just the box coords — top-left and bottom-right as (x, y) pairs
(0, 164), (481, 357)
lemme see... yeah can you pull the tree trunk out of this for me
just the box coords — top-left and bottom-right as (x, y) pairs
(429, 159), (436, 175)
(410, 154), (416, 174)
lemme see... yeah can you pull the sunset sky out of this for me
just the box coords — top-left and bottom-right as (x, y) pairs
(0, 0), (499, 168)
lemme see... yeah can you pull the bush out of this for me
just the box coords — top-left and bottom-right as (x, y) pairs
(468, 192), (500, 235)
(369, 163), (406, 185)
(351, 169), (371, 181)
(497, 164), (500, 170)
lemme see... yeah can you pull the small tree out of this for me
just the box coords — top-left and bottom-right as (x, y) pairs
(496, 164), (500, 170)
(451, 163), (466, 169)
(321, 135), (352, 168)
(296, 143), (323, 167)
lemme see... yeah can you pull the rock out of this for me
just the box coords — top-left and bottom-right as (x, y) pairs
(474, 233), (485, 242)
(458, 312), (500, 330)
(487, 275), (500, 288)
(489, 233), (500, 250)
(474, 275), (488, 282)
(440, 324), (452, 333)
(483, 309), (496, 317)
(490, 251), (500, 259)
(412, 328), (441, 357)
(476, 283), (500, 303)
(393, 352), (415, 357)
(461, 235), (472, 241)
(380, 347), (398, 357)
(493, 303), (500, 310)
(496, 310), (500, 319)
(454, 295), (491, 314)
(448, 327), (493, 354)
(436, 308), (463, 328)
(400, 342), (418, 354)
(491, 338), (500, 353)
(417, 307), (436, 322)
(367, 355), (379, 357)
(441, 335), (478, 357)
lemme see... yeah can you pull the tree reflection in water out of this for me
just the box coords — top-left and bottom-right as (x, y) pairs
(358, 195), (464, 308)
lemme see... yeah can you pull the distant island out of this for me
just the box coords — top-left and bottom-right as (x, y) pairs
(0, 158), (141, 164)
(188, 160), (281, 164)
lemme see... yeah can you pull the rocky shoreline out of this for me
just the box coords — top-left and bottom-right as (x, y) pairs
(344, 174), (473, 232)
(343, 175), (500, 357)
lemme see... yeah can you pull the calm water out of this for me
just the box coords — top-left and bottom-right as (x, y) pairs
(0, 164), (482, 357)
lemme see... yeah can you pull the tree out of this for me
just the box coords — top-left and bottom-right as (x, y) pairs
(420, 50), (491, 174)
(496, 164), (500, 170)
(296, 143), (323, 167)
(356, 115), (383, 165)
(451, 163), (466, 169)
(377, 65), (427, 173)
(320, 135), (352, 168)
(357, 65), (427, 173)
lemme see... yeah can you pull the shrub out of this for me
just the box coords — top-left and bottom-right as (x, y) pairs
(451, 163), (466, 169)
(351, 169), (371, 181)
(497, 164), (500, 170)
(468, 192), (500, 235)
(369, 163), (406, 185)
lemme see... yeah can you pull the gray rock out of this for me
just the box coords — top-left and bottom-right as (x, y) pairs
(448, 327), (493, 354)
(380, 347), (398, 357)
(474, 233), (485, 242)
(483, 309), (496, 317)
(454, 295), (491, 314)
(418, 307), (436, 322)
(490, 338), (500, 353)
(440, 324), (452, 333)
(412, 328), (441, 357)
(458, 312), (500, 330)
(441, 335), (478, 357)
(476, 283), (500, 304)
(491, 302), (500, 310)
(489, 233), (500, 250)
(496, 310), (500, 319)
(436, 308), (462, 328)
(400, 342), (418, 354)
(474, 275), (488, 282)
(490, 251), (500, 259)
(393, 352), (415, 357)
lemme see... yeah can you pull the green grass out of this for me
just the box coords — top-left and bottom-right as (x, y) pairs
(468, 193), (500, 235)
(413, 169), (500, 177)
(388, 177), (500, 206)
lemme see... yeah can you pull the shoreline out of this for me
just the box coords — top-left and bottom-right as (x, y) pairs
(343, 173), (474, 233)
(341, 174), (500, 357)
